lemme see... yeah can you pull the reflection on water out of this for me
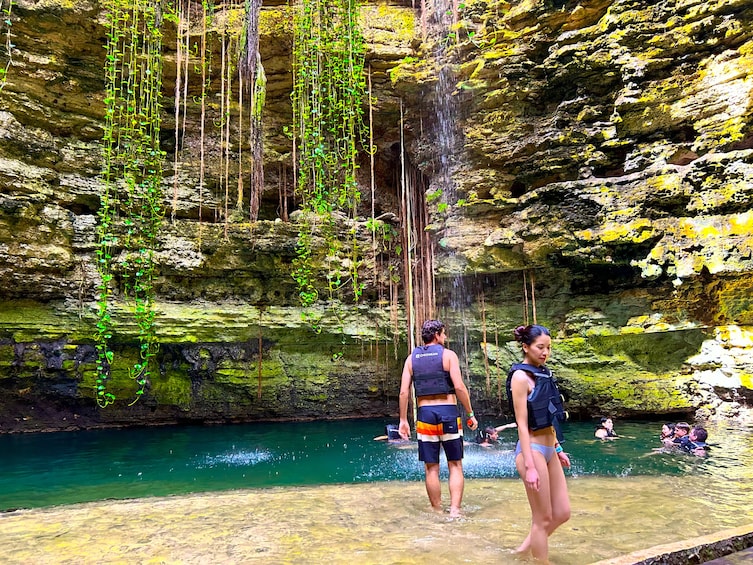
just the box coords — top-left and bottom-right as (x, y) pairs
(0, 418), (751, 512)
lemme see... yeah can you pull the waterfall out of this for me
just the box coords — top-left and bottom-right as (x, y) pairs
(426, 0), (461, 205)
(423, 1), (470, 320)
(398, 2), (469, 349)
(423, 1), (481, 392)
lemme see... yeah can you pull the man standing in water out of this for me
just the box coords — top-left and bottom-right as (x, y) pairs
(398, 319), (478, 517)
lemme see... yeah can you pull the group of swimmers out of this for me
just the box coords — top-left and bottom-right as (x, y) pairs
(660, 421), (709, 456)
(593, 417), (709, 457)
(385, 416), (710, 458)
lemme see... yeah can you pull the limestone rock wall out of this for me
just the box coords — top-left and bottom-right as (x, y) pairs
(0, 0), (751, 432)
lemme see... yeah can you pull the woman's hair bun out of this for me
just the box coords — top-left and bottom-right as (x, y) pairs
(513, 325), (527, 342)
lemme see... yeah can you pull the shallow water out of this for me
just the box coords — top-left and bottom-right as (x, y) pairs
(2, 476), (752, 565)
(2, 417), (753, 563)
(1, 418), (751, 511)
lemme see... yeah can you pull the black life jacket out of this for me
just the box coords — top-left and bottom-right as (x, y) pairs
(681, 438), (708, 452)
(412, 344), (455, 397)
(506, 363), (567, 441)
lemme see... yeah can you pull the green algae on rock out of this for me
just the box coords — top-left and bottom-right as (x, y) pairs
(1, 0), (753, 429)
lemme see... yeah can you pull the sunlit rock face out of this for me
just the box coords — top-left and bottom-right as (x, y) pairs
(421, 0), (753, 284)
(391, 0), (753, 418)
(0, 0), (751, 431)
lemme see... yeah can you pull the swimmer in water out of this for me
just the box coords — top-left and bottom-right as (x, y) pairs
(594, 417), (618, 440)
(474, 423), (518, 447)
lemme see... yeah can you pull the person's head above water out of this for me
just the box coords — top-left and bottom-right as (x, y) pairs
(475, 426), (499, 445)
(599, 417), (613, 430)
(661, 423), (676, 438)
(690, 427), (708, 442)
(674, 422), (691, 437)
(513, 324), (551, 367)
(421, 319), (446, 344)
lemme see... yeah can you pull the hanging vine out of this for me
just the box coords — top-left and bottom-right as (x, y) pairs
(197, 0), (212, 244)
(240, 0), (266, 221)
(95, 0), (165, 407)
(398, 97), (434, 348)
(291, 0), (367, 325)
(0, 0), (13, 91)
(170, 0), (190, 223)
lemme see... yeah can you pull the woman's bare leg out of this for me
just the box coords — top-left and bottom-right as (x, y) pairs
(514, 454), (571, 561)
(515, 451), (552, 562)
(546, 454), (571, 533)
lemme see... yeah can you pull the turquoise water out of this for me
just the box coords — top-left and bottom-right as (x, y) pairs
(1, 418), (751, 510)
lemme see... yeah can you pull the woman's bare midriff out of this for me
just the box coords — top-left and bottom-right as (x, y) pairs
(417, 393), (457, 406)
(530, 425), (556, 446)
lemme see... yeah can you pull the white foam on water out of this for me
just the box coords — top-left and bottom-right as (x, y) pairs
(197, 449), (273, 468)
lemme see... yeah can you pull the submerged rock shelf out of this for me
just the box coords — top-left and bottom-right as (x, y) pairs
(2, 478), (753, 565)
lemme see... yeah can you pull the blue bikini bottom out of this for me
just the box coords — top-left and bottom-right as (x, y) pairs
(514, 441), (556, 463)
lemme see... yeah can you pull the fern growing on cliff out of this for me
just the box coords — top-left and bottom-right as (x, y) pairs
(96, 0), (165, 407)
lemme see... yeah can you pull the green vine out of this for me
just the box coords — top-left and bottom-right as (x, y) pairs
(96, 0), (165, 407)
(0, 0), (14, 91)
(291, 0), (368, 326)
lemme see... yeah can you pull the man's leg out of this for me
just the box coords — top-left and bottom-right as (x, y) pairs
(424, 462), (442, 511)
(416, 405), (442, 511)
(447, 459), (464, 517)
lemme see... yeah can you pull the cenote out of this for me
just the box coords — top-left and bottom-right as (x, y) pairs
(2, 418), (752, 512)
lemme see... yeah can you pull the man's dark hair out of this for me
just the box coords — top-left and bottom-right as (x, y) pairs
(421, 320), (445, 344)
(692, 427), (708, 442)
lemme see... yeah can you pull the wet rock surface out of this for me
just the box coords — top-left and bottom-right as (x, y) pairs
(0, 1), (752, 428)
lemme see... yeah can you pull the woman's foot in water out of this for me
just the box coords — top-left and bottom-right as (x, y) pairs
(514, 534), (531, 555)
(514, 541), (551, 564)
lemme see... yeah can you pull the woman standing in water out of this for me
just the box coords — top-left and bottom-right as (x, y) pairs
(507, 324), (571, 563)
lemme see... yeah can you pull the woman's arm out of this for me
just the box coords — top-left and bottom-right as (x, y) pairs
(511, 371), (539, 490)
